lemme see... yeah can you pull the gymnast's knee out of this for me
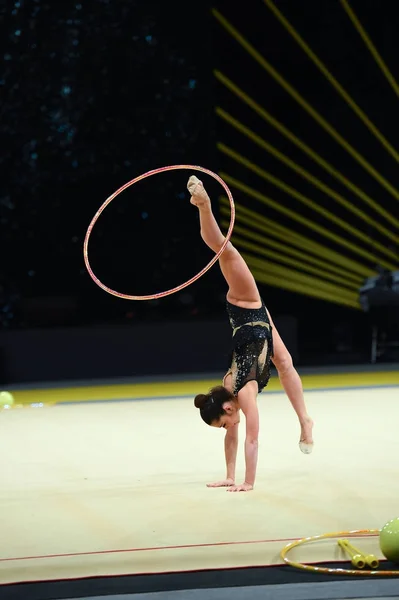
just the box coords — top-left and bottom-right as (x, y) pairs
(273, 352), (293, 376)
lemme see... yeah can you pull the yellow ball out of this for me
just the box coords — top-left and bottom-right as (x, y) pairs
(380, 517), (399, 564)
(0, 391), (15, 407)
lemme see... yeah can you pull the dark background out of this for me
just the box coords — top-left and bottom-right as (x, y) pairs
(1, 0), (398, 382)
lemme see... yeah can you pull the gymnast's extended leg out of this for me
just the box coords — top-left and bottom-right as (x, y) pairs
(187, 176), (260, 305)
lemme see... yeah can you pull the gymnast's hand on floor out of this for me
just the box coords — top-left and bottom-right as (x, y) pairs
(226, 482), (253, 492)
(206, 478), (235, 488)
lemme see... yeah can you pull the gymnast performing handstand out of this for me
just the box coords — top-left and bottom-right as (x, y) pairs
(188, 175), (314, 493)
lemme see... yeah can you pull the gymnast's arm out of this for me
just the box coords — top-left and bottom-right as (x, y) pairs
(237, 382), (259, 489)
(224, 423), (239, 482)
(206, 424), (238, 488)
(223, 370), (238, 482)
(207, 373), (239, 488)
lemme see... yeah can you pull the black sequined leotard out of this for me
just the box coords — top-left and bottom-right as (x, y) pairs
(225, 299), (274, 396)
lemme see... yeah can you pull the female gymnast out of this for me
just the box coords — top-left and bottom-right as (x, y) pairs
(187, 175), (314, 493)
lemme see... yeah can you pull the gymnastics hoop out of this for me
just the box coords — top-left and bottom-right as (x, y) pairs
(83, 165), (235, 300)
(281, 529), (399, 577)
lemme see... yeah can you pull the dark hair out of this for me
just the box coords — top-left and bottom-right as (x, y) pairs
(194, 385), (234, 425)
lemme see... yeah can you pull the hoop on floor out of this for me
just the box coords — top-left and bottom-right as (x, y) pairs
(83, 165), (235, 300)
(280, 529), (399, 576)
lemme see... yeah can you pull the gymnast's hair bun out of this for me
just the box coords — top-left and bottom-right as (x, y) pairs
(194, 394), (208, 409)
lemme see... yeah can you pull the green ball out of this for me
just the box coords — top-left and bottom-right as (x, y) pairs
(380, 517), (399, 563)
(0, 391), (14, 407)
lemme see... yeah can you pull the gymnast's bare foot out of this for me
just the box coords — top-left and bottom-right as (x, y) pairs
(299, 416), (314, 454)
(187, 176), (211, 208)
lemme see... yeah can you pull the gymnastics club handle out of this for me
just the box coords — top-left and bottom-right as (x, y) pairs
(338, 539), (365, 569)
(341, 540), (379, 569)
